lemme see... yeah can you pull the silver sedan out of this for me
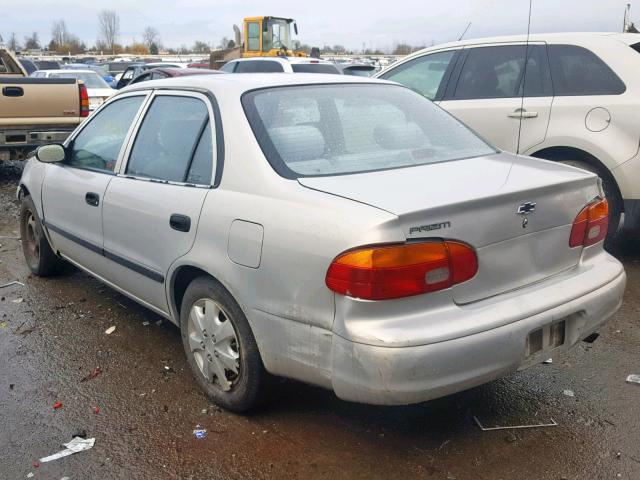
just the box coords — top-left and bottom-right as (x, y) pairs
(18, 74), (626, 411)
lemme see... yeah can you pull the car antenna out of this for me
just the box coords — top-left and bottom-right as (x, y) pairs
(458, 22), (472, 41)
(516, 0), (533, 155)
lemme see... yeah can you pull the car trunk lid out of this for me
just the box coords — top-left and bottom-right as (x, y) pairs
(299, 153), (601, 303)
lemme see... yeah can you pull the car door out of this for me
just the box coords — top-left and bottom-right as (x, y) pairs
(439, 44), (553, 153)
(378, 49), (460, 101)
(41, 93), (148, 275)
(101, 91), (216, 313)
(116, 67), (136, 89)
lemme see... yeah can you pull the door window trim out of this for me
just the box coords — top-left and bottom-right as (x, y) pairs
(61, 91), (152, 175)
(117, 89), (218, 188)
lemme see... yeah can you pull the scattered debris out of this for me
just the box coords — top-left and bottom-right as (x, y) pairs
(105, 326), (116, 335)
(142, 321), (150, 326)
(80, 367), (102, 382)
(155, 320), (163, 326)
(32, 461), (39, 468)
(473, 416), (558, 431)
(193, 427), (207, 439)
(26, 473), (34, 478)
(53, 401), (63, 410)
(0, 280), (24, 289)
(12, 297), (24, 303)
(164, 366), (171, 372)
(543, 358), (553, 364)
(93, 406), (100, 414)
(9, 384), (14, 390)
(72, 429), (87, 439)
(0, 321), (7, 329)
(626, 374), (640, 385)
(563, 389), (575, 397)
(582, 333), (600, 343)
(39, 436), (95, 463)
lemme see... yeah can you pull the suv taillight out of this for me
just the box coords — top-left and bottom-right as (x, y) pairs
(325, 240), (478, 300)
(569, 198), (608, 247)
(79, 82), (89, 117)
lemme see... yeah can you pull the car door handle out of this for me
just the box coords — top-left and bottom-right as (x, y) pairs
(170, 214), (191, 232)
(85, 192), (100, 207)
(508, 109), (538, 118)
(2, 86), (24, 97)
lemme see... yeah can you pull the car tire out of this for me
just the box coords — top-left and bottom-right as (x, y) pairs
(19, 194), (66, 276)
(559, 160), (622, 250)
(180, 276), (268, 412)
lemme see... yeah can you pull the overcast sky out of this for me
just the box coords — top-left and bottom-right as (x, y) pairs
(0, 0), (634, 51)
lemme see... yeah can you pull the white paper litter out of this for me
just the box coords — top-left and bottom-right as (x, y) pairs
(105, 326), (116, 335)
(626, 374), (640, 385)
(39, 437), (95, 463)
(543, 358), (553, 364)
(563, 389), (575, 397)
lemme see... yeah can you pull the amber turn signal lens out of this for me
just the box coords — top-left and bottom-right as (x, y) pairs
(569, 198), (608, 248)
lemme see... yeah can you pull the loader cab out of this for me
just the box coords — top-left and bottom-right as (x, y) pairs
(243, 16), (301, 57)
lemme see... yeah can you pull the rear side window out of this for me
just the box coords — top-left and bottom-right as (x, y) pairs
(67, 96), (145, 172)
(291, 64), (340, 74)
(380, 50), (455, 100)
(453, 45), (552, 99)
(236, 61), (284, 73)
(186, 120), (213, 184)
(548, 45), (625, 96)
(220, 62), (237, 73)
(126, 96), (212, 183)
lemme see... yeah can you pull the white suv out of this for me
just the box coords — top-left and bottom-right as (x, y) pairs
(377, 33), (640, 242)
(220, 56), (340, 74)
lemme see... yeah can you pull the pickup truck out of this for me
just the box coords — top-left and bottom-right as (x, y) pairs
(1, 47), (88, 161)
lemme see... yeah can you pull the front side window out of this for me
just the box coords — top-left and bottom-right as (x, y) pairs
(126, 96), (212, 183)
(243, 84), (496, 178)
(66, 96), (144, 172)
(380, 50), (456, 100)
(548, 44), (625, 96)
(453, 45), (552, 99)
(247, 22), (260, 51)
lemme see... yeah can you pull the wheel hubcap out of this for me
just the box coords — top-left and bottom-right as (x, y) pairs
(187, 299), (240, 391)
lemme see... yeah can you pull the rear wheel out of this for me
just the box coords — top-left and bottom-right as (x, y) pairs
(19, 194), (65, 276)
(559, 160), (622, 250)
(180, 276), (268, 412)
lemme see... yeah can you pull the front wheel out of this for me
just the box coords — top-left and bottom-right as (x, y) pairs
(180, 276), (268, 412)
(19, 194), (65, 276)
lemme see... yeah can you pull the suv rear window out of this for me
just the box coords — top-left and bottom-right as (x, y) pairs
(236, 61), (284, 73)
(242, 84), (496, 178)
(291, 64), (340, 74)
(547, 45), (625, 96)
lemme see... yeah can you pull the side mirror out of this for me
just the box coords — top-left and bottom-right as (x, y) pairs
(36, 144), (66, 163)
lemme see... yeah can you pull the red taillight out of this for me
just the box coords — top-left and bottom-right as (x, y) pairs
(569, 198), (608, 247)
(79, 82), (90, 118)
(325, 240), (478, 300)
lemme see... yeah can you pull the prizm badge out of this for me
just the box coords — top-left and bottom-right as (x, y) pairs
(409, 221), (451, 235)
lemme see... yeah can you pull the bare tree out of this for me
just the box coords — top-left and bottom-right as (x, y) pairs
(51, 20), (69, 48)
(98, 9), (120, 54)
(24, 32), (41, 50)
(8, 32), (20, 51)
(192, 40), (210, 54)
(142, 26), (159, 51)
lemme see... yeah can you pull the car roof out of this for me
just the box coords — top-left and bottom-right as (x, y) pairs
(144, 67), (224, 77)
(230, 56), (334, 65)
(399, 32), (640, 58)
(38, 69), (99, 74)
(123, 72), (391, 97)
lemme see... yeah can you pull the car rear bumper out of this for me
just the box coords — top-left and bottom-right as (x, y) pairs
(330, 252), (626, 405)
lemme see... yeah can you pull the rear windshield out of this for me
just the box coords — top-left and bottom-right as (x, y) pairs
(50, 72), (109, 89)
(243, 83), (496, 178)
(291, 64), (340, 74)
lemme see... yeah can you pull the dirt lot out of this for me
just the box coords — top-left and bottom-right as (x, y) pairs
(1, 162), (639, 480)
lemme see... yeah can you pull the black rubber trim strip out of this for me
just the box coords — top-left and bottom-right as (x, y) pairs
(43, 220), (164, 283)
(0, 77), (77, 85)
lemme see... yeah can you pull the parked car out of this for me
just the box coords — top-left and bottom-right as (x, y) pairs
(188, 62), (212, 69)
(87, 64), (117, 88)
(377, 32), (640, 244)
(116, 62), (189, 89)
(220, 56), (341, 74)
(336, 63), (377, 76)
(18, 74), (625, 412)
(129, 67), (223, 85)
(31, 70), (114, 111)
(1, 47), (88, 161)
(17, 57), (38, 75)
